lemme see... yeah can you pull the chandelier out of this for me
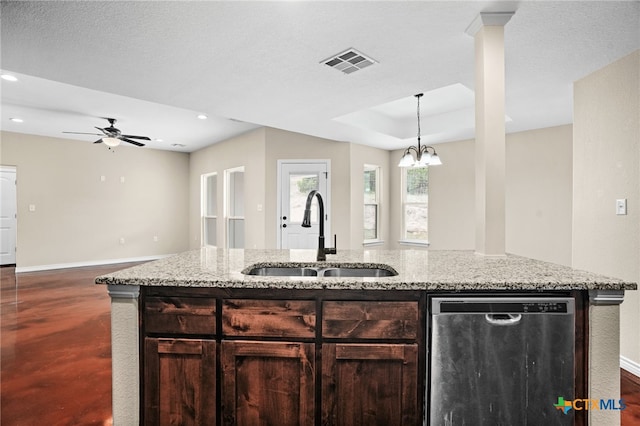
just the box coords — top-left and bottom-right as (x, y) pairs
(397, 93), (442, 167)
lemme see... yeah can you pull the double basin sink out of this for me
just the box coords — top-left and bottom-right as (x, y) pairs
(242, 263), (398, 278)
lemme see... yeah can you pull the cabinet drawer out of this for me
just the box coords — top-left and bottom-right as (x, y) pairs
(145, 297), (216, 335)
(323, 301), (418, 339)
(223, 299), (316, 338)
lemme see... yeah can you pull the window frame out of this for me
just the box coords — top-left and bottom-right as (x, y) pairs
(201, 172), (218, 247)
(363, 164), (383, 245)
(399, 166), (430, 247)
(224, 166), (245, 249)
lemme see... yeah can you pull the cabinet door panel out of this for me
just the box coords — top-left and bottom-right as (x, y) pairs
(144, 338), (216, 426)
(221, 341), (315, 426)
(322, 343), (418, 426)
(145, 297), (216, 335)
(323, 301), (418, 339)
(222, 299), (316, 338)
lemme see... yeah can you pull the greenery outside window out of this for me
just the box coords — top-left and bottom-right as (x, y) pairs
(401, 167), (429, 245)
(364, 165), (381, 243)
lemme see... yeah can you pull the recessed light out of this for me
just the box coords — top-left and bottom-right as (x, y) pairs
(197, 114), (207, 120)
(10, 118), (23, 123)
(154, 138), (164, 142)
(171, 143), (186, 148)
(1, 74), (18, 82)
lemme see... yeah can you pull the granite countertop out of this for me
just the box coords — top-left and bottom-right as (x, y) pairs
(95, 248), (637, 291)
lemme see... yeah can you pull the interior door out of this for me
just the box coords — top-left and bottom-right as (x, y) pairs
(278, 162), (329, 249)
(0, 167), (17, 265)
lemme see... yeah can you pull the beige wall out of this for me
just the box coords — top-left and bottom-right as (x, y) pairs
(264, 127), (352, 249)
(506, 125), (573, 266)
(0, 131), (190, 269)
(348, 143), (391, 249)
(573, 50), (640, 368)
(389, 127), (572, 263)
(188, 128), (266, 249)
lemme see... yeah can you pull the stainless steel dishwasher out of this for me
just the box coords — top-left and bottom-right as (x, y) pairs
(429, 296), (575, 426)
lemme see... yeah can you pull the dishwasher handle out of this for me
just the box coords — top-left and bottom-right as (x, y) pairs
(485, 313), (522, 325)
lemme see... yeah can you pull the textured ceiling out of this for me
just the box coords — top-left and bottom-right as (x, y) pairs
(1, 1), (639, 152)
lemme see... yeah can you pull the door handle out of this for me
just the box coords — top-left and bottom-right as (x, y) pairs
(282, 224), (287, 228)
(282, 216), (287, 220)
(485, 314), (522, 325)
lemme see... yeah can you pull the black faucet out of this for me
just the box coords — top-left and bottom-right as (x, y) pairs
(301, 190), (337, 261)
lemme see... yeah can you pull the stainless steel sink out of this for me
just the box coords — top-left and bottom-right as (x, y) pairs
(244, 267), (318, 277)
(320, 267), (396, 277)
(242, 263), (398, 277)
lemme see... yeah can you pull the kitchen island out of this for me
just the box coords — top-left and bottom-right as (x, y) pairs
(96, 248), (636, 425)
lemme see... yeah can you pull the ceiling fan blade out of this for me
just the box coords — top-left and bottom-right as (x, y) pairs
(63, 131), (103, 135)
(95, 126), (109, 135)
(93, 139), (103, 144)
(121, 134), (151, 141)
(120, 137), (145, 147)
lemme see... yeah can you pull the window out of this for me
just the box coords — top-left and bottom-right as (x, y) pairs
(364, 165), (381, 242)
(401, 167), (429, 244)
(201, 173), (217, 247)
(225, 167), (245, 248)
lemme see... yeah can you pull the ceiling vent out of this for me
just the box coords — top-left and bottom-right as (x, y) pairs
(321, 48), (376, 74)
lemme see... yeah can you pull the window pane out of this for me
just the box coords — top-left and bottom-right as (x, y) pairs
(204, 217), (216, 246)
(229, 171), (244, 217)
(405, 168), (428, 203)
(404, 204), (428, 240)
(364, 169), (377, 204)
(228, 218), (244, 248)
(205, 175), (217, 216)
(364, 204), (378, 240)
(289, 173), (318, 223)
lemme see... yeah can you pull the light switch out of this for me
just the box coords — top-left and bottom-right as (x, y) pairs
(28, 204), (36, 212)
(257, 204), (263, 212)
(616, 199), (627, 215)
(120, 176), (125, 184)
(100, 175), (106, 182)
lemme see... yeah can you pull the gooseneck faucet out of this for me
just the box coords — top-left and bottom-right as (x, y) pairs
(301, 190), (337, 261)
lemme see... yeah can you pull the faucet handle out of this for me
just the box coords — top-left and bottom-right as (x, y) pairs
(326, 234), (337, 255)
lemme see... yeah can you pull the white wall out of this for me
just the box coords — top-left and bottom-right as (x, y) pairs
(0, 131), (190, 269)
(573, 50), (640, 369)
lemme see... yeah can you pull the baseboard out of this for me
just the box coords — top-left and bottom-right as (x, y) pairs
(14, 255), (172, 273)
(620, 355), (640, 382)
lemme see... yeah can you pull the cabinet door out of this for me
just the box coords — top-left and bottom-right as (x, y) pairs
(144, 338), (216, 426)
(322, 343), (418, 426)
(221, 341), (315, 426)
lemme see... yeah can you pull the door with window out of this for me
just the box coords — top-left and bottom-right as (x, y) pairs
(278, 161), (330, 249)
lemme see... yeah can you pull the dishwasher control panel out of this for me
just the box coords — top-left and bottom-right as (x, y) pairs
(432, 297), (574, 315)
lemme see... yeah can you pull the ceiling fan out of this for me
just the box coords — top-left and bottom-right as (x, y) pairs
(63, 118), (150, 147)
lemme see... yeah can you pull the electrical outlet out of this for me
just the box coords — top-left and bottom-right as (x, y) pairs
(153, 236), (159, 242)
(119, 237), (125, 245)
(616, 199), (627, 215)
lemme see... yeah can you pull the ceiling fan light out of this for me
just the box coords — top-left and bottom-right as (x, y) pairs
(102, 137), (121, 147)
(398, 152), (415, 167)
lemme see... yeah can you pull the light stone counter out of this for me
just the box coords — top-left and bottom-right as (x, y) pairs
(95, 248), (636, 290)
(97, 248), (636, 426)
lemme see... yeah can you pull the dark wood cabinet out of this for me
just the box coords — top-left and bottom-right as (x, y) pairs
(220, 341), (315, 426)
(322, 343), (419, 426)
(141, 288), (424, 425)
(143, 337), (216, 426)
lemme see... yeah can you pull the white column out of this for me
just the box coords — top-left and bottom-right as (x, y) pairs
(108, 285), (140, 426)
(589, 290), (625, 426)
(466, 12), (513, 256)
